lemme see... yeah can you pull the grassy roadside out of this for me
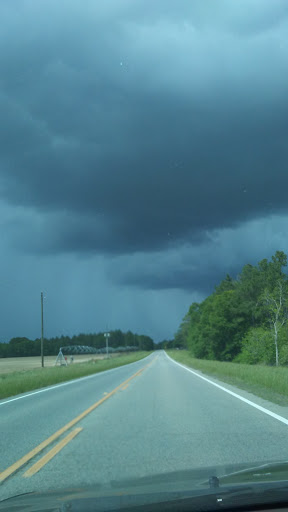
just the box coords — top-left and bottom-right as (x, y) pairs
(167, 350), (288, 406)
(0, 352), (151, 400)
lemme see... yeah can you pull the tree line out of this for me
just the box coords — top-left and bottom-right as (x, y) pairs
(174, 251), (288, 365)
(0, 330), (154, 358)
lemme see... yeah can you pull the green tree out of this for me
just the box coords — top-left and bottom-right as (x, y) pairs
(179, 251), (288, 364)
(237, 327), (274, 364)
(261, 280), (288, 366)
(215, 274), (235, 294)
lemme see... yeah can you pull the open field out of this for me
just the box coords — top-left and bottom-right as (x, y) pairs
(0, 352), (151, 400)
(0, 354), (106, 375)
(167, 350), (288, 406)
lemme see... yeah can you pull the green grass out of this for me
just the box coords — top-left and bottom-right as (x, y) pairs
(0, 352), (151, 400)
(168, 350), (288, 405)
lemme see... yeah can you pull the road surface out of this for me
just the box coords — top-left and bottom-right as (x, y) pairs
(1, 351), (288, 501)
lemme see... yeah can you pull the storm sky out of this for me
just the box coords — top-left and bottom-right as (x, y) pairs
(1, 0), (288, 342)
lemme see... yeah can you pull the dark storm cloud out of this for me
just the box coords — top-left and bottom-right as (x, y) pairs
(106, 214), (288, 294)
(1, 0), (288, 258)
(118, 263), (225, 295)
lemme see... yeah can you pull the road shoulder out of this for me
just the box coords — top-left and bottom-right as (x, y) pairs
(165, 351), (288, 422)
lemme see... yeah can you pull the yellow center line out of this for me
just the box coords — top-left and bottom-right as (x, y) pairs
(23, 428), (82, 478)
(0, 360), (152, 483)
(121, 383), (130, 391)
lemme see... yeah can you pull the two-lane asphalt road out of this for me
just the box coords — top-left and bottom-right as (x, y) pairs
(1, 351), (288, 501)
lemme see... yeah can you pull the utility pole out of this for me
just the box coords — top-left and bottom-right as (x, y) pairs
(104, 331), (110, 359)
(41, 292), (44, 367)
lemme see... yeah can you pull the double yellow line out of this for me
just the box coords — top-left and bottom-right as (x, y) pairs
(24, 428), (83, 478)
(0, 361), (152, 483)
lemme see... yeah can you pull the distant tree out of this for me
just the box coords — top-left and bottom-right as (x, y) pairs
(138, 335), (154, 351)
(174, 318), (189, 349)
(156, 339), (171, 349)
(125, 331), (135, 347)
(110, 330), (125, 347)
(0, 343), (9, 358)
(2, 329), (153, 358)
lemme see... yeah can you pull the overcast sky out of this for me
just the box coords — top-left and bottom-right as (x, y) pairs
(1, 0), (288, 343)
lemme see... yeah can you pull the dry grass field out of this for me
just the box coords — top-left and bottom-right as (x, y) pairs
(0, 352), (150, 399)
(0, 354), (106, 374)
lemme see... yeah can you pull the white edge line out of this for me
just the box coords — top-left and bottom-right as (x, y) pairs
(0, 353), (153, 407)
(165, 351), (288, 427)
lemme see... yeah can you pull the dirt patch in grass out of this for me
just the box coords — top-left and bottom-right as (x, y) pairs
(0, 354), (106, 374)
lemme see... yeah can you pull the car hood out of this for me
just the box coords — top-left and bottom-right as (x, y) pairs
(1, 460), (288, 512)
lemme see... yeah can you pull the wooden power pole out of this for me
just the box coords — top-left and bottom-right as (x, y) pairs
(41, 292), (44, 367)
